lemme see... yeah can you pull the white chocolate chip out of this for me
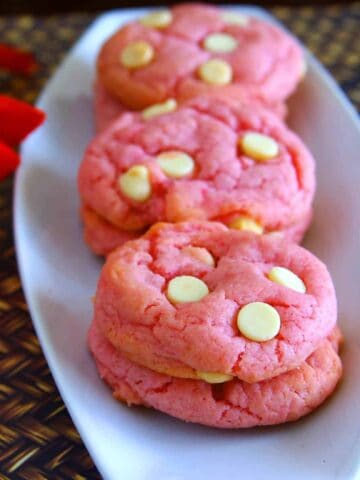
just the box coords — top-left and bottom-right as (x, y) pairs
(240, 132), (279, 162)
(120, 41), (154, 69)
(221, 11), (249, 27)
(229, 216), (264, 234)
(156, 150), (194, 178)
(203, 33), (238, 53)
(268, 266), (306, 293)
(139, 10), (173, 28)
(237, 302), (280, 342)
(118, 165), (151, 202)
(196, 371), (233, 383)
(167, 275), (209, 304)
(142, 99), (177, 119)
(182, 246), (215, 267)
(198, 59), (233, 85)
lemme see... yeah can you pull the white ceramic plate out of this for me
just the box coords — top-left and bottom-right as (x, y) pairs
(15, 7), (360, 480)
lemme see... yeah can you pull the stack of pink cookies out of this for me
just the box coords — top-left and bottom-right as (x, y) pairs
(78, 3), (343, 428)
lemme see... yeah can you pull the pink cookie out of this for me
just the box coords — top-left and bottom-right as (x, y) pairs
(97, 4), (304, 110)
(81, 205), (141, 256)
(93, 221), (337, 383)
(81, 204), (312, 256)
(89, 321), (342, 428)
(94, 81), (128, 133)
(78, 95), (315, 245)
(94, 79), (287, 133)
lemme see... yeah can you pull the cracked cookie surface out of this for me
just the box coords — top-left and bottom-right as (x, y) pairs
(89, 320), (342, 428)
(97, 4), (304, 110)
(78, 95), (315, 252)
(93, 222), (336, 383)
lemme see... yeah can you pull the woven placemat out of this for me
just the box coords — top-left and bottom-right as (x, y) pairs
(0, 4), (359, 479)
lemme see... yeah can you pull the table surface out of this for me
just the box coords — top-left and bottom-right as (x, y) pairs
(0, 4), (359, 479)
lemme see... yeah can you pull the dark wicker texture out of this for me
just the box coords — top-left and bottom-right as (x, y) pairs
(0, 4), (359, 479)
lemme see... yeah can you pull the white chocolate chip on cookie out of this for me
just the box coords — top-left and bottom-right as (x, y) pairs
(118, 165), (151, 202)
(197, 371), (233, 383)
(121, 41), (154, 69)
(182, 246), (215, 267)
(240, 132), (279, 161)
(229, 216), (264, 234)
(167, 275), (209, 304)
(268, 266), (306, 293)
(139, 10), (173, 29)
(198, 59), (233, 85)
(142, 99), (177, 119)
(156, 151), (194, 178)
(204, 33), (238, 53)
(221, 11), (249, 27)
(237, 302), (280, 342)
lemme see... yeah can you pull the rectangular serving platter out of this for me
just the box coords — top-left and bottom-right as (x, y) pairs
(14, 7), (360, 480)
